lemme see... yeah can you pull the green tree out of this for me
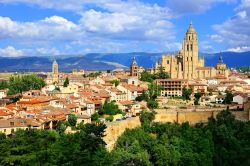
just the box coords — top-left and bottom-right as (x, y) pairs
(68, 114), (77, 127)
(0, 81), (8, 90)
(147, 99), (159, 109)
(7, 74), (45, 95)
(182, 87), (192, 100)
(110, 79), (120, 87)
(91, 112), (100, 121)
(56, 121), (66, 134)
(99, 101), (122, 115)
(155, 66), (170, 79)
(135, 91), (149, 102)
(140, 70), (154, 83)
(194, 92), (202, 105)
(105, 115), (114, 122)
(63, 77), (69, 87)
(139, 110), (156, 126)
(223, 90), (233, 104)
(148, 83), (162, 100)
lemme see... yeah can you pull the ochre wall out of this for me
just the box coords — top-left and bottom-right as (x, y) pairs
(104, 110), (250, 151)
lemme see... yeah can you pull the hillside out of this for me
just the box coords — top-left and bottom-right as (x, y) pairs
(0, 51), (249, 71)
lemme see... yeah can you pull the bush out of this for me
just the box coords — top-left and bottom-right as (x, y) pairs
(105, 116), (114, 122)
(68, 114), (77, 127)
(91, 112), (100, 121)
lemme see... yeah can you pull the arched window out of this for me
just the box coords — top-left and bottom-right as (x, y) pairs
(191, 44), (193, 51)
(187, 44), (189, 51)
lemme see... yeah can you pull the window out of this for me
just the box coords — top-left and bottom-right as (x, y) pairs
(189, 36), (190, 40)
(187, 57), (188, 61)
(187, 44), (189, 51)
(191, 44), (193, 51)
(191, 57), (192, 61)
(167, 60), (169, 64)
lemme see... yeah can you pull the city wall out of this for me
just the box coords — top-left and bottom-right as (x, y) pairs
(104, 110), (250, 151)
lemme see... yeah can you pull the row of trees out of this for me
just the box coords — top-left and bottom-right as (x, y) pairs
(135, 83), (162, 109)
(91, 101), (123, 122)
(0, 110), (249, 165)
(113, 110), (250, 165)
(0, 74), (45, 95)
(140, 66), (169, 83)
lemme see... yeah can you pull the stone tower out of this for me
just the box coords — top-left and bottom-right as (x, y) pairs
(130, 57), (138, 78)
(52, 59), (59, 83)
(182, 22), (199, 79)
(216, 53), (228, 77)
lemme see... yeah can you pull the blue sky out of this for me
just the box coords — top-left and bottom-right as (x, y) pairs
(0, 0), (249, 57)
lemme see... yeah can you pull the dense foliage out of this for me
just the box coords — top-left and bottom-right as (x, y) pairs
(110, 79), (120, 87)
(63, 77), (69, 87)
(67, 114), (77, 127)
(135, 83), (161, 109)
(0, 110), (249, 165)
(112, 110), (250, 166)
(194, 92), (202, 105)
(88, 71), (102, 78)
(0, 74), (45, 95)
(182, 87), (192, 100)
(0, 123), (111, 166)
(91, 101), (122, 122)
(223, 90), (233, 104)
(140, 67), (169, 83)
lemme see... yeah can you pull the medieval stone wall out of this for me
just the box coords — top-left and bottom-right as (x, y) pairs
(104, 110), (250, 151)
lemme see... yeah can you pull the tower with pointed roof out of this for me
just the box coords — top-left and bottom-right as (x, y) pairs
(153, 22), (229, 81)
(182, 21), (199, 79)
(52, 59), (59, 83)
(130, 57), (139, 78)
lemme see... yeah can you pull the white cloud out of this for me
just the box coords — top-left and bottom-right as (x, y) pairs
(211, 0), (250, 51)
(0, 46), (23, 57)
(0, 16), (80, 41)
(36, 47), (60, 55)
(227, 46), (250, 52)
(200, 41), (215, 53)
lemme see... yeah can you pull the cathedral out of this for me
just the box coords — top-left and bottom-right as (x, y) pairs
(152, 22), (229, 80)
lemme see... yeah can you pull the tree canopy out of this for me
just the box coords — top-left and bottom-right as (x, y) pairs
(182, 87), (192, 100)
(63, 77), (69, 87)
(0, 110), (249, 165)
(4, 74), (46, 95)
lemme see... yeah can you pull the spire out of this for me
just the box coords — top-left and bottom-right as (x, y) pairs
(187, 21), (196, 33)
(219, 52), (223, 63)
(132, 56), (137, 65)
(53, 59), (58, 65)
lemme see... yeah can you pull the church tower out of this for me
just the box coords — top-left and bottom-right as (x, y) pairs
(216, 53), (227, 77)
(182, 22), (199, 79)
(130, 57), (138, 78)
(52, 59), (59, 83)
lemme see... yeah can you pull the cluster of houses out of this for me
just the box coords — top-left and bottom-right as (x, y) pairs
(0, 71), (148, 135)
(1, 58), (250, 135)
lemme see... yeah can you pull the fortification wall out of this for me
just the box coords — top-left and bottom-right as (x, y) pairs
(104, 116), (141, 151)
(104, 110), (250, 151)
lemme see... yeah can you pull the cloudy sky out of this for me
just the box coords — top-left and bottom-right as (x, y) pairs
(0, 0), (249, 57)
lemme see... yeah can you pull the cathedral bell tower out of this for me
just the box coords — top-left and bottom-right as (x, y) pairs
(182, 22), (198, 79)
(52, 59), (59, 84)
(130, 57), (139, 78)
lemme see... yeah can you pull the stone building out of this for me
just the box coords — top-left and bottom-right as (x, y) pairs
(52, 60), (59, 83)
(152, 22), (229, 80)
(130, 57), (139, 78)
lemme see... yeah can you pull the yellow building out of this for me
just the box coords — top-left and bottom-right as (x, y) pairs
(152, 22), (229, 80)
(52, 60), (59, 83)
